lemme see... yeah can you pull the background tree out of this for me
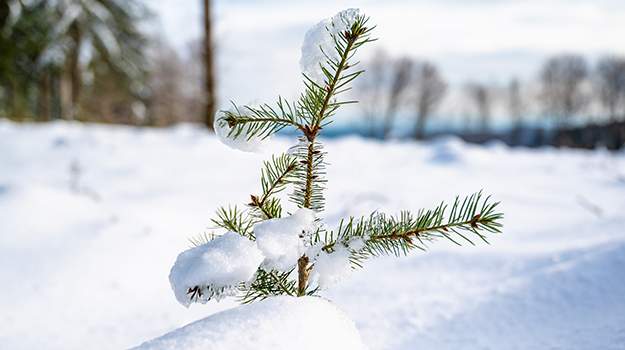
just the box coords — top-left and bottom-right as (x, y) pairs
(412, 61), (447, 140)
(203, 0), (216, 131)
(146, 39), (205, 126)
(0, 0), (56, 121)
(596, 56), (625, 122)
(357, 49), (389, 138)
(539, 54), (588, 131)
(382, 57), (413, 139)
(508, 78), (526, 145)
(0, 0), (149, 123)
(467, 83), (492, 133)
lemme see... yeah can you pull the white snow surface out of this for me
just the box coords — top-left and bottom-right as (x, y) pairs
(300, 8), (360, 86)
(311, 245), (354, 290)
(130, 295), (366, 350)
(168, 232), (264, 306)
(214, 101), (272, 153)
(1, 120), (625, 350)
(255, 207), (316, 271)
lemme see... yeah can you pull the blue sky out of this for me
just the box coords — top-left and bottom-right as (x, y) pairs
(146, 0), (625, 125)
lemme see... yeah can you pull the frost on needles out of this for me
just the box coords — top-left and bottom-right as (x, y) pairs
(168, 8), (503, 307)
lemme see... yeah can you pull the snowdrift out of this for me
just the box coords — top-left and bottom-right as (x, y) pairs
(1, 120), (624, 349)
(130, 296), (366, 350)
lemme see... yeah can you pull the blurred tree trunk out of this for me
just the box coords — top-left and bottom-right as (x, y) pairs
(467, 83), (491, 133)
(383, 57), (412, 139)
(37, 71), (50, 121)
(69, 23), (82, 120)
(60, 64), (73, 120)
(204, 0), (216, 131)
(413, 62), (446, 140)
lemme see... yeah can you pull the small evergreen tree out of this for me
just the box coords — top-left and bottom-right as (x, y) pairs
(169, 9), (503, 307)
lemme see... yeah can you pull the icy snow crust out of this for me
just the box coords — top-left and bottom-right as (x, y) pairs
(300, 9), (360, 86)
(2, 121), (625, 350)
(131, 296), (367, 350)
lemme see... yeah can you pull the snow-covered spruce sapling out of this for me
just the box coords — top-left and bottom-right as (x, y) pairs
(169, 9), (503, 306)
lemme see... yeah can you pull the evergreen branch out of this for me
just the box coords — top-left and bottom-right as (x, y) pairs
(269, 271), (294, 296)
(248, 153), (298, 219)
(188, 231), (218, 247)
(210, 205), (255, 238)
(238, 268), (297, 304)
(320, 192), (503, 267)
(218, 101), (307, 141)
(288, 139), (327, 212)
(249, 196), (283, 221)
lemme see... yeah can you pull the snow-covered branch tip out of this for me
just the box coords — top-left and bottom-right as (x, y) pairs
(316, 191), (503, 269)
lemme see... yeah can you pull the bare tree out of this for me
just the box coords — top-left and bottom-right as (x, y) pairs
(146, 39), (206, 126)
(508, 78), (526, 144)
(539, 54), (588, 130)
(357, 49), (389, 138)
(148, 40), (187, 126)
(467, 83), (492, 133)
(596, 56), (625, 122)
(413, 62), (446, 140)
(204, 0), (216, 131)
(382, 57), (413, 139)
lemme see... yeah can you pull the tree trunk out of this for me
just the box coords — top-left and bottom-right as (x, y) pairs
(70, 23), (82, 120)
(414, 113), (426, 140)
(204, 0), (216, 131)
(37, 71), (51, 121)
(60, 68), (73, 120)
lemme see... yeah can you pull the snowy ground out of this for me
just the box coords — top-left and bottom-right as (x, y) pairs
(1, 120), (624, 350)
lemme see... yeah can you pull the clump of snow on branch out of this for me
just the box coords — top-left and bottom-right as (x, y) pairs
(311, 237), (366, 290)
(300, 8), (360, 86)
(255, 208), (317, 271)
(131, 296), (367, 350)
(169, 209), (320, 306)
(213, 101), (272, 153)
(168, 232), (264, 307)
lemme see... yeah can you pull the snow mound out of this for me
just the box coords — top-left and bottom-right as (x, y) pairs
(393, 242), (625, 349)
(129, 296), (367, 350)
(214, 101), (272, 153)
(427, 135), (467, 163)
(300, 8), (360, 86)
(255, 208), (317, 271)
(169, 232), (264, 306)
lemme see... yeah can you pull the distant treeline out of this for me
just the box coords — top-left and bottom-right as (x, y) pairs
(2, 2), (624, 150)
(354, 50), (625, 150)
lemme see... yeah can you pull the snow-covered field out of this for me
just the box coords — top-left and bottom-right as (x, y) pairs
(1, 119), (624, 349)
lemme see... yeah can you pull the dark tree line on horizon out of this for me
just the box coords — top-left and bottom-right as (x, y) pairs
(1, 3), (624, 148)
(355, 51), (625, 148)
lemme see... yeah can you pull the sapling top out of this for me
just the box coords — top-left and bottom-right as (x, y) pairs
(169, 8), (503, 306)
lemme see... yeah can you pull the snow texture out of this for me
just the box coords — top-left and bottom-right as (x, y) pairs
(255, 208), (316, 271)
(168, 232), (264, 306)
(311, 237), (366, 290)
(131, 296), (366, 350)
(214, 101), (272, 153)
(300, 8), (360, 87)
(169, 209), (317, 306)
(1, 121), (625, 350)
